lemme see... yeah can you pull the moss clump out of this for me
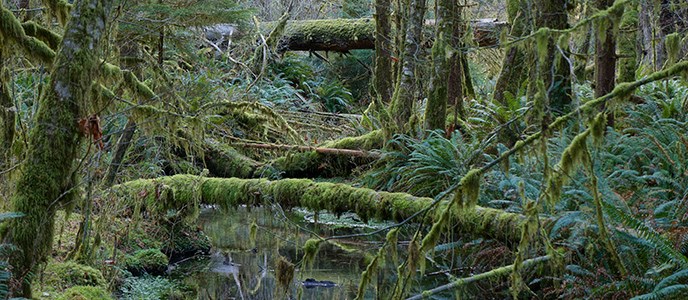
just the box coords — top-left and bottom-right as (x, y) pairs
(41, 261), (107, 290)
(125, 249), (169, 276)
(56, 285), (112, 300)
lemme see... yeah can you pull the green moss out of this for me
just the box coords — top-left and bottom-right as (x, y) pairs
(459, 168), (482, 208)
(0, 6), (56, 64)
(125, 249), (169, 276)
(42, 261), (107, 290)
(275, 256), (295, 293)
(302, 238), (322, 269)
(113, 176), (527, 244)
(56, 285), (112, 300)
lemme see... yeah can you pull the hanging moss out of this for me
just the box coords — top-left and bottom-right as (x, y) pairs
(302, 238), (322, 270)
(42, 0), (72, 26)
(275, 256), (295, 294)
(665, 33), (681, 65)
(459, 168), (482, 208)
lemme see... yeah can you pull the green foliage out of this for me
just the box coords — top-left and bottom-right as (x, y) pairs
(119, 276), (184, 300)
(361, 130), (485, 197)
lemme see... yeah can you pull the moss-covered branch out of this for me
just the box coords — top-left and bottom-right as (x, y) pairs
(407, 255), (551, 300)
(0, 5), (56, 64)
(270, 129), (384, 177)
(109, 175), (525, 243)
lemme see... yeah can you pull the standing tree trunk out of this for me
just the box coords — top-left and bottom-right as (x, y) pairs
(617, 2), (638, 83)
(0, 50), (14, 168)
(594, 0), (618, 128)
(389, 0), (427, 132)
(374, 0), (393, 104)
(493, 0), (532, 104)
(424, 0), (454, 130)
(6, 0), (112, 295)
(534, 0), (572, 115)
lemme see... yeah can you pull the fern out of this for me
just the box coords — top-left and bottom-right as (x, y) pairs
(603, 202), (688, 268)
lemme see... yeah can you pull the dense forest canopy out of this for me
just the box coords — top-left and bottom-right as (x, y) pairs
(0, 0), (687, 298)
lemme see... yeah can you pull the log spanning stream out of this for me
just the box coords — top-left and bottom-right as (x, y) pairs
(169, 206), (377, 299)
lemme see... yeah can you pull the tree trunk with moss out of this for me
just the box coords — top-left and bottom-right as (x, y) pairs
(446, 4), (464, 117)
(424, 0), (454, 130)
(374, 0), (393, 103)
(0, 51), (13, 168)
(6, 0), (112, 295)
(110, 174), (527, 244)
(534, 0), (572, 115)
(493, 0), (531, 104)
(617, 2), (638, 83)
(594, 0), (618, 128)
(389, 0), (427, 132)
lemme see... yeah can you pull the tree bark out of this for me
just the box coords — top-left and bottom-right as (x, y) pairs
(389, 0), (427, 131)
(594, 0), (618, 128)
(0, 50), (13, 168)
(6, 0), (112, 295)
(102, 119), (137, 187)
(373, 0), (393, 103)
(534, 0), (572, 115)
(424, 0), (454, 130)
(493, 0), (531, 104)
(617, 2), (638, 83)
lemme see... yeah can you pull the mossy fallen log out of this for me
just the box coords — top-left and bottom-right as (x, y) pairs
(109, 174), (525, 243)
(274, 18), (507, 53)
(269, 129), (384, 177)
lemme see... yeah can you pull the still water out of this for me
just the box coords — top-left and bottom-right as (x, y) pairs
(169, 206), (384, 300)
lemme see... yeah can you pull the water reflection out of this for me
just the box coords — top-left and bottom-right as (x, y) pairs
(170, 206), (369, 300)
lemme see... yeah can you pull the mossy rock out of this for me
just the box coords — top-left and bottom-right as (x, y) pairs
(125, 249), (169, 275)
(42, 261), (107, 290)
(56, 285), (113, 300)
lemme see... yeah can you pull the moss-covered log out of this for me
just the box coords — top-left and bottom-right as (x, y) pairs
(110, 175), (525, 244)
(275, 18), (507, 53)
(203, 138), (270, 178)
(270, 129), (384, 177)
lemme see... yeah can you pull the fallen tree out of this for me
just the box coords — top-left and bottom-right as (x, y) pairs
(277, 18), (507, 52)
(269, 129), (384, 177)
(207, 18), (508, 53)
(108, 174), (526, 244)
